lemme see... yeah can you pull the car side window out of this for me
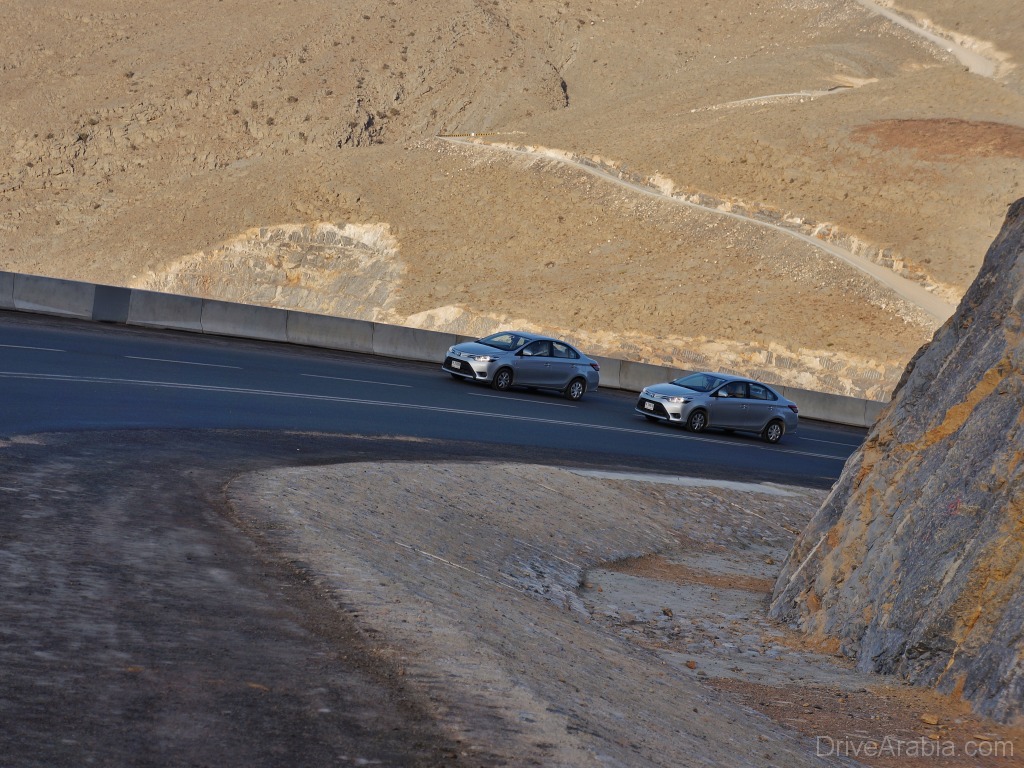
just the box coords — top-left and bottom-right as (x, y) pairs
(552, 342), (575, 359)
(748, 383), (776, 401)
(722, 381), (748, 398)
(522, 340), (551, 357)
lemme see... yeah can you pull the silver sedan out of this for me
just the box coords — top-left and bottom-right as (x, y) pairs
(635, 372), (798, 442)
(442, 331), (600, 400)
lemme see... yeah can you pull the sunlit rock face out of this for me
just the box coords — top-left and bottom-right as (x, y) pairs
(771, 198), (1024, 723)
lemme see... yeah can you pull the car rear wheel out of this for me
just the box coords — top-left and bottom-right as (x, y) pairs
(564, 377), (586, 401)
(491, 368), (513, 391)
(686, 410), (708, 433)
(762, 420), (784, 443)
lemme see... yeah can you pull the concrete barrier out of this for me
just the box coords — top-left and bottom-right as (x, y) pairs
(372, 323), (459, 363)
(12, 273), (94, 319)
(0, 271), (889, 428)
(0, 272), (14, 309)
(618, 361), (690, 393)
(864, 400), (888, 424)
(93, 285), (132, 324)
(200, 299), (288, 342)
(592, 355), (621, 390)
(287, 311), (374, 354)
(128, 290), (204, 331)
(776, 385), (881, 426)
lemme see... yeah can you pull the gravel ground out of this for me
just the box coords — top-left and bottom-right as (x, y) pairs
(4, 431), (1020, 767)
(227, 460), (1024, 767)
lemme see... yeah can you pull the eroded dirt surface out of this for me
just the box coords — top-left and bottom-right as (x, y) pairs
(4, 431), (1022, 766)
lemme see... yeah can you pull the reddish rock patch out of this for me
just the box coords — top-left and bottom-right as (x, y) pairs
(853, 118), (1024, 160)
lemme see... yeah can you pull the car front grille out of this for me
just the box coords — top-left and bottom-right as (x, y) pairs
(444, 356), (480, 377)
(637, 397), (669, 418)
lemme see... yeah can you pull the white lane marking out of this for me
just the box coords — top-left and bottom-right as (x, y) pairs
(0, 371), (852, 461)
(466, 392), (576, 408)
(301, 373), (412, 388)
(797, 435), (865, 448)
(126, 356), (242, 369)
(0, 344), (65, 353)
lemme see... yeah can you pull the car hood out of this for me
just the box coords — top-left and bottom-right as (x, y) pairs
(643, 382), (700, 397)
(451, 341), (509, 357)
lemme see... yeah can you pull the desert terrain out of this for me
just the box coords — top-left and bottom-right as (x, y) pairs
(6, 424), (1023, 766)
(2, 0), (1023, 398)
(3, 5), (1024, 762)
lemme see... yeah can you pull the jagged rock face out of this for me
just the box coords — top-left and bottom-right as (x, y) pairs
(771, 198), (1024, 723)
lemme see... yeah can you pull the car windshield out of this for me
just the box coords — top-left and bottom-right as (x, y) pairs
(672, 373), (726, 392)
(477, 332), (529, 351)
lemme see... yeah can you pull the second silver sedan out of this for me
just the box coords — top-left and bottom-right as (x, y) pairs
(636, 372), (798, 442)
(442, 331), (600, 400)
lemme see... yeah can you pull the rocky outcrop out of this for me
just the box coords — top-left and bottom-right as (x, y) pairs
(771, 198), (1024, 722)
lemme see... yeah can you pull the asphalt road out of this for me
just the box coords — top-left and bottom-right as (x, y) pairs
(0, 310), (866, 767)
(0, 311), (864, 487)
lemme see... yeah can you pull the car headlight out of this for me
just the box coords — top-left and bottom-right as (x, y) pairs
(471, 354), (498, 362)
(665, 396), (690, 403)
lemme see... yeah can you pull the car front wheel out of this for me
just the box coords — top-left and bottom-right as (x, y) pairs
(762, 420), (784, 443)
(687, 410), (708, 433)
(564, 378), (586, 401)
(491, 368), (513, 391)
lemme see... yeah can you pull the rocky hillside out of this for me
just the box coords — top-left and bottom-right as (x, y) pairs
(771, 197), (1024, 722)
(2, 0), (1023, 397)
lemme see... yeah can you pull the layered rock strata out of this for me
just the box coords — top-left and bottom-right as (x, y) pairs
(771, 198), (1024, 722)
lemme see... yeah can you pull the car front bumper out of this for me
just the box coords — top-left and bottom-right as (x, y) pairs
(636, 394), (689, 422)
(442, 355), (496, 381)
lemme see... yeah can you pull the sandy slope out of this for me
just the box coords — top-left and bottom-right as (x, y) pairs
(2, 0), (1022, 397)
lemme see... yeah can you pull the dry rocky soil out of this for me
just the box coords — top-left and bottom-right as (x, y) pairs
(3, 0), (1024, 397)
(6, 428), (1021, 767)
(228, 457), (1024, 766)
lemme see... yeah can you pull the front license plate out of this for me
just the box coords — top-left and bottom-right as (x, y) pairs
(451, 360), (462, 369)
(644, 401), (654, 411)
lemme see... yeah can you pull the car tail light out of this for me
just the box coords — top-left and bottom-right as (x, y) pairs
(590, 362), (601, 371)
(788, 404), (799, 413)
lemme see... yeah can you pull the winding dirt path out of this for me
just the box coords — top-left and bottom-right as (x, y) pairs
(854, 0), (1003, 78)
(441, 136), (957, 324)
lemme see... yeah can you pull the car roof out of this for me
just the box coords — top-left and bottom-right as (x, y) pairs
(484, 330), (588, 354)
(692, 371), (745, 382)
(692, 371), (778, 388)
(505, 331), (563, 343)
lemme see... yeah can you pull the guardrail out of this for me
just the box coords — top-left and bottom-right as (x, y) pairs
(0, 271), (887, 427)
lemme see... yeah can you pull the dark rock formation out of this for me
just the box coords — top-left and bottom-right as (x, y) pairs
(771, 198), (1024, 722)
